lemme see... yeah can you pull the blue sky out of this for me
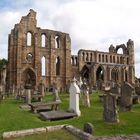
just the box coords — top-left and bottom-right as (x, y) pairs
(0, 0), (140, 77)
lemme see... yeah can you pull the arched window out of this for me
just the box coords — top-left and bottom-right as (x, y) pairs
(82, 52), (85, 61)
(113, 56), (115, 63)
(86, 53), (88, 61)
(55, 35), (60, 48)
(90, 53), (92, 61)
(102, 55), (104, 62)
(106, 55), (108, 62)
(41, 57), (46, 76)
(41, 34), (46, 47)
(27, 32), (32, 46)
(117, 48), (123, 54)
(117, 56), (119, 63)
(110, 55), (112, 63)
(56, 57), (60, 75)
(125, 70), (128, 82)
(99, 54), (101, 62)
(111, 68), (119, 82)
(96, 66), (104, 81)
(127, 57), (129, 65)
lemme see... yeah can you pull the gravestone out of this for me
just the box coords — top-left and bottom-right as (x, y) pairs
(38, 82), (45, 97)
(24, 84), (32, 104)
(69, 77), (81, 116)
(83, 122), (94, 134)
(52, 83), (61, 102)
(81, 82), (90, 107)
(103, 92), (119, 123)
(120, 82), (134, 111)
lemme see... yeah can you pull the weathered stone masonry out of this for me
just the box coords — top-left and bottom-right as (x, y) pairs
(7, 9), (135, 91)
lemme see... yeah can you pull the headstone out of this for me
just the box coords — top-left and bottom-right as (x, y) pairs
(111, 83), (121, 95)
(69, 77), (81, 116)
(103, 93), (119, 123)
(24, 84), (32, 104)
(39, 83), (45, 97)
(81, 82), (90, 107)
(120, 82), (134, 111)
(83, 122), (94, 134)
(52, 83), (61, 102)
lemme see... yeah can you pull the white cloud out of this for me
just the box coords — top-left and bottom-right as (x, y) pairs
(0, 0), (140, 77)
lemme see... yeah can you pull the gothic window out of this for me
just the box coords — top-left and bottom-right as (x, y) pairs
(113, 56), (115, 63)
(27, 32), (32, 46)
(55, 35), (60, 48)
(117, 56), (119, 63)
(90, 53), (92, 61)
(117, 48), (123, 54)
(41, 34), (46, 47)
(99, 54), (101, 62)
(102, 55), (104, 62)
(96, 66), (104, 81)
(125, 70), (128, 82)
(56, 57), (60, 75)
(106, 55), (108, 62)
(41, 56), (46, 76)
(111, 68), (119, 82)
(82, 52), (85, 61)
(86, 53), (88, 61)
(110, 55), (112, 63)
(127, 57), (129, 65)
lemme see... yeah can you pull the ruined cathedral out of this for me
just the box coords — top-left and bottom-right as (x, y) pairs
(7, 9), (135, 91)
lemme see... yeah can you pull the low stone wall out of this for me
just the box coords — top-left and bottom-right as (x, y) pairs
(2, 125), (65, 139)
(2, 125), (140, 140)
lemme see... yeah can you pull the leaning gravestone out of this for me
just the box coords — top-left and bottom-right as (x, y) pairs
(52, 84), (61, 102)
(81, 82), (90, 107)
(103, 92), (119, 123)
(69, 77), (81, 116)
(120, 82), (134, 111)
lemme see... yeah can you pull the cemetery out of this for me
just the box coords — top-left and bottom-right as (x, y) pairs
(0, 9), (140, 140)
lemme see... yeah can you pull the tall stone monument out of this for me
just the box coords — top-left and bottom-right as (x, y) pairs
(81, 81), (90, 107)
(120, 82), (134, 111)
(103, 92), (119, 123)
(69, 77), (81, 116)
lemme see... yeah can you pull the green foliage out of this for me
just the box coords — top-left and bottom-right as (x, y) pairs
(0, 58), (8, 70)
(0, 92), (140, 139)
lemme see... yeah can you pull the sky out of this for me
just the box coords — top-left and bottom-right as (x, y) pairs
(0, 0), (140, 77)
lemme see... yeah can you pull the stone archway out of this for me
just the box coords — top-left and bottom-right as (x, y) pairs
(96, 65), (104, 90)
(80, 64), (91, 82)
(22, 68), (36, 88)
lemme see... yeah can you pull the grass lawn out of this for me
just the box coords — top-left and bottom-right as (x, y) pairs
(0, 91), (140, 139)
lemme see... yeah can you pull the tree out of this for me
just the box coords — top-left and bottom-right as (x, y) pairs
(0, 58), (8, 70)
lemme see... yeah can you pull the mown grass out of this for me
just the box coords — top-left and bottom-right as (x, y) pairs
(0, 91), (140, 139)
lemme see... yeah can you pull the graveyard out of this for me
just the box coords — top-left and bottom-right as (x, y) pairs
(0, 9), (140, 140)
(0, 89), (140, 139)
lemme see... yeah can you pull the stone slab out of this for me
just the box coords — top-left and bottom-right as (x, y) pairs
(40, 110), (77, 121)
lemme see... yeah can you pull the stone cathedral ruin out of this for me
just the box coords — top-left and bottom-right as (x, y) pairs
(4, 9), (135, 92)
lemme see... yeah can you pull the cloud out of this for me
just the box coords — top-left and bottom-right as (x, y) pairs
(0, 0), (140, 77)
